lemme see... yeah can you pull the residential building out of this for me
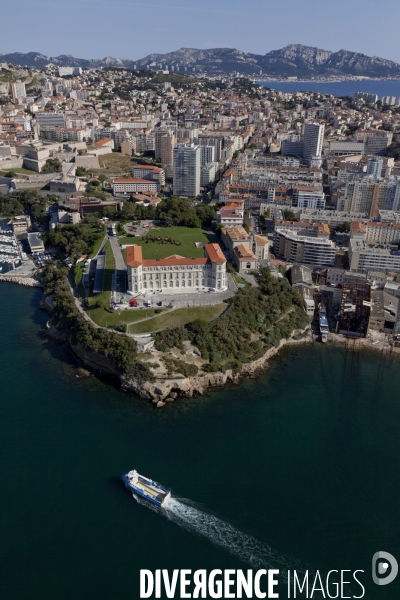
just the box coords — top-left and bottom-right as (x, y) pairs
(349, 239), (400, 273)
(232, 244), (259, 273)
(220, 226), (251, 258)
(200, 145), (215, 166)
(253, 234), (269, 261)
(11, 82), (26, 102)
(216, 205), (244, 227)
(112, 178), (159, 194)
(292, 186), (325, 209)
(366, 157), (384, 178)
(303, 123), (325, 160)
(173, 143), (201, 197)
(132, 165), (165, 186)
(200, 162), (217, 186)
(58, 67), (82, 76)
(126, 243), (227, 294)
(160, 130), (175, 170)
(274, 229), (336, 267)
(36, 113), (66, 128)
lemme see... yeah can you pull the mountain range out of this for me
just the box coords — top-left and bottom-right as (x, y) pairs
(1, 45), (400, 78)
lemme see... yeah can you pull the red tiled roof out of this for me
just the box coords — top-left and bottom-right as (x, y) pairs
(205, 243), (226, 264)
(126, 245), (143, 267)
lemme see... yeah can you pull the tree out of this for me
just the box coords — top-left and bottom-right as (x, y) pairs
(283, 209), (296, 221)
(42, 158), (62, 173)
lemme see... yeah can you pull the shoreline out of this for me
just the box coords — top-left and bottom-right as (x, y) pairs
(258, 77), (400, 84)
(5, 276), (397, 404)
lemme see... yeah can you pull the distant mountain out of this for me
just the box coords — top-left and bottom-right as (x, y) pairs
(2, 44), (400, 78)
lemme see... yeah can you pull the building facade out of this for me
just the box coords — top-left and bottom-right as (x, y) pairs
(126, 243), (227, 294)
(173, 143), (201, 197)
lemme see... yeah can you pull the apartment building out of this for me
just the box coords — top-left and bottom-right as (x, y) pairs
(216, 205), (244, 227)
(11, 82), (26, 102)
(173, 143), (201, 197)
(303, 123), (325, 160)
(132, 165), (165, 186)
(126, 243), (227, 294)
(274, 229), (336, 267)
(220, 226), (251, 258)
(350, 221), (400, 245)
(292, 186), (325, 209)
(112, 178), (159, 194)
(274, 221), (330, 238)
(349, 239), (400, 273)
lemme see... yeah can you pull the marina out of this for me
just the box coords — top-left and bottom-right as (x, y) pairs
(0, 226), (23, 273)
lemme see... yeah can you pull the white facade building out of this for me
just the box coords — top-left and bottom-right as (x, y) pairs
(126, 243), (227, 294)
(303, 123), (325, 159)
(173, 143), (201, 197)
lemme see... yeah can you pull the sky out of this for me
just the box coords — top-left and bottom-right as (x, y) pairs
(2, 0), (400, 63)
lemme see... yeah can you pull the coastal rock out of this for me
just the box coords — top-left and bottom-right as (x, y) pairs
(169, 392), (178, 399)
(156, 401), (166, 408)
(0, 275), (41, 288)
(122, 331), (311, 402)
(165, 397), (175, 402)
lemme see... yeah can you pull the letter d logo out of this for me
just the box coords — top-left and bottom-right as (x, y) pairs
(372, 551), (398, 586)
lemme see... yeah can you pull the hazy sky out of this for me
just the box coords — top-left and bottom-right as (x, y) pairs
(2, 0), (400, 63)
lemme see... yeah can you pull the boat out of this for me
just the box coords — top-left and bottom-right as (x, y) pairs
(122, 470), (171, 507)
(318, 302), (329, 343)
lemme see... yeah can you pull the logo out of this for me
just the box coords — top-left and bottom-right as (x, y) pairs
(372, 551), (398, 586)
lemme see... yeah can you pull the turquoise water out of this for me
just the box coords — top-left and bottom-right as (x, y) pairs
(259, 79), (400, 99)
(1, 283), (400, 599)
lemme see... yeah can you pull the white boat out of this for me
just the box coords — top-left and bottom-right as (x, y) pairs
(122, 470), (171, 507)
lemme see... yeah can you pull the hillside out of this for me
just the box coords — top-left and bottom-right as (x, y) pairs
(1, 44), (400, 78)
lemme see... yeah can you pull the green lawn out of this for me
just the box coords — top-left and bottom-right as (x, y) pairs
(233, 273), (251, 287)
(119, 226), (210, 259)
(86, 306), (162, 328)
(129, 304), (227, 334)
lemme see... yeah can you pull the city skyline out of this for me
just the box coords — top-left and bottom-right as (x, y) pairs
(2, 0), (400, 64)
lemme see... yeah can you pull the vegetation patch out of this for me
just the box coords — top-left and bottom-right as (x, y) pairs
(153, 269), (310, 369)
(129, 304), (227, 334)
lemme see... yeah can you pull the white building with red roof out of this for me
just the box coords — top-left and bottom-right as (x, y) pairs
(126, 243), (227, 294)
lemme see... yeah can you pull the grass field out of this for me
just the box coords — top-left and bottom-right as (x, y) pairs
(90, 153), (133, 174)
(119, 226), (210, 259)
(129, 304), (226, 334)
(87, 306), (162, 328)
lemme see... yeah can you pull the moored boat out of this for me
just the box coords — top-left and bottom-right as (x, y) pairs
(319, 302), (329, 343)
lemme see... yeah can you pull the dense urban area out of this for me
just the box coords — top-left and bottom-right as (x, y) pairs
(1, 59), (400, 397)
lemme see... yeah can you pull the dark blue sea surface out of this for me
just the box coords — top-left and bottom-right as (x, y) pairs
(259, 79), (400, 99)
(0, 283), (400, 599)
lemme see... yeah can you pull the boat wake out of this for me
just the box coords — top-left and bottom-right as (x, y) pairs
(131, 494), (298, 578)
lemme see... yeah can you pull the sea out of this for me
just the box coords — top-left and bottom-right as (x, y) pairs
(258, 79), (400, 100)
(1, 283), (400, 599)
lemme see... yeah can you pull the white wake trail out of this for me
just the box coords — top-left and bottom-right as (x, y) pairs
(132, 494), (296, 576)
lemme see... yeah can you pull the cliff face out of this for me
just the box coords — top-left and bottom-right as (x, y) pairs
(42, 291), (310, 403)
(122, 337), (307, 403)
(3, 45), (400, 78)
